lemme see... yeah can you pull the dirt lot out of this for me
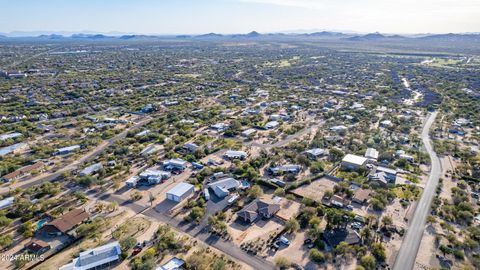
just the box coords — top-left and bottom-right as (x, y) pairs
(291, 176), (340, 201)
(228, 216), (285, 245)
(439, 155), (458, 201)
(415, 225), (439, 270)
(276, 198), (301, 221)
(267, 231), (312, 266)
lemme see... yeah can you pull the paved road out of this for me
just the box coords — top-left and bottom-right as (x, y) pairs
(248, 121), (323, 149)
(393, 111), (440, 270)
(0, 118), (151, 194)
(97, 193), (275, 270)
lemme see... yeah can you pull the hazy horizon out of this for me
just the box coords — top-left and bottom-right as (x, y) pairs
(1, 0), (479, 36)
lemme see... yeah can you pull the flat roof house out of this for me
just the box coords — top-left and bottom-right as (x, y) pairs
(39, 208), (89, 237)
(364, 148), (379, 161)
(139, 169), (171, 185)
(162, 159), (188, 171)
(0, 197), (14, 210)
(265, 121), (280, 129)
(237, 199), (280, 223)
(380, 120), (393, 127)
(330, 125), (347, 133)
(305, 148), (329, 160)
(54, 145), (80, 155)
(0, 142), (28, 156)
(241, 128), (257, 137)
(79, 163), (103, 177)
(183, 143), (199, 153)
(166, 183), (194, 202)
(59, 241), (121, 270)
(341, 154), (367, 171)
(135, 129), (151, 137)
(210, 123), (229, 132)
(0, 132), (22, 141)
(207, 177), (241, 198)
(268, 164), (301, 175)
(125, 176), (139, 188)
(224, 150), (247, 160)
(156, 257), (185, 270)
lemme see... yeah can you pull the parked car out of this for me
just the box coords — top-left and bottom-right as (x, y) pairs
(227, 194), (239, 205)
(132, 246), (142, 256)
(351, 222), (362, 230)
(279, 236), (290, 246)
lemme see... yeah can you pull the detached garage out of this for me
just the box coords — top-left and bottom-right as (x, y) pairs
(166, 183), (194, 202)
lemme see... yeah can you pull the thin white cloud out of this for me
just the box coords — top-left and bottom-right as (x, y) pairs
(232, 0), (480, 33)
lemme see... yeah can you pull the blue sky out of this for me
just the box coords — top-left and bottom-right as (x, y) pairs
(1, 0), (479, 34)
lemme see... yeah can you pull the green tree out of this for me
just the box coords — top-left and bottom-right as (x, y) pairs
(360, 255), (376, 270)
(274, 256), (290, 269)
(371, 243), (386, 262)
(285, 218), (300, 233)
(19, 221), (36, 237)
(309, 248), (325, 263)
(247, 185), (263, 199)
(0, 234), (13, 248)
(212, 259), (226, 270)
(189, 206), (205, 222)
(120, 236), (137, 251)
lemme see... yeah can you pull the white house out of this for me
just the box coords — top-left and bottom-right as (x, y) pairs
(79, 163), (103, 176)
(162, 159), (188, 171)
(183, 143), (199, 152)
(364, 148), (379, 161)
(210, 123), (229, 132)
(241, 128), (257, 137)
(224, 150), (247, 160)
(0, 197), (14, 210)
(265, 121), (280, 129)
(54, 145), (80, 155)
(156, 257), (185, 270)
(330, 125), (347, 133)
(59, 241), (121, 270)
(139, 169), (171, 185)
(305, 148), (329, 160)
(208, 177), (241, 198)
(341, 154), (367, 171)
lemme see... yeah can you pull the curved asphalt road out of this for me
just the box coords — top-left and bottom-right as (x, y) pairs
(393, 111), (440, 270)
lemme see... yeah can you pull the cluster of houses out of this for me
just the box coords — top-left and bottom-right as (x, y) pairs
(23, 208), (90, 260)
(20, 203), (186, 270)
(448, 118), (473, 136)
(340, 148), (401, 187)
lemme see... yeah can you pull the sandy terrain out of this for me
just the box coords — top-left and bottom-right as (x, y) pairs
(291, 176), (339, 201)
(228, 217), (284, 245)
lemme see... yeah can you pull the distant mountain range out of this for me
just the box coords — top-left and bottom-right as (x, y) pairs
(0, 31), (479, 43)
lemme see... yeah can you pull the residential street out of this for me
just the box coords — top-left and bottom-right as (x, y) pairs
(95, 193), (275, 270)
(393, 111), (440, 270)
(0, 118), (151, 194)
